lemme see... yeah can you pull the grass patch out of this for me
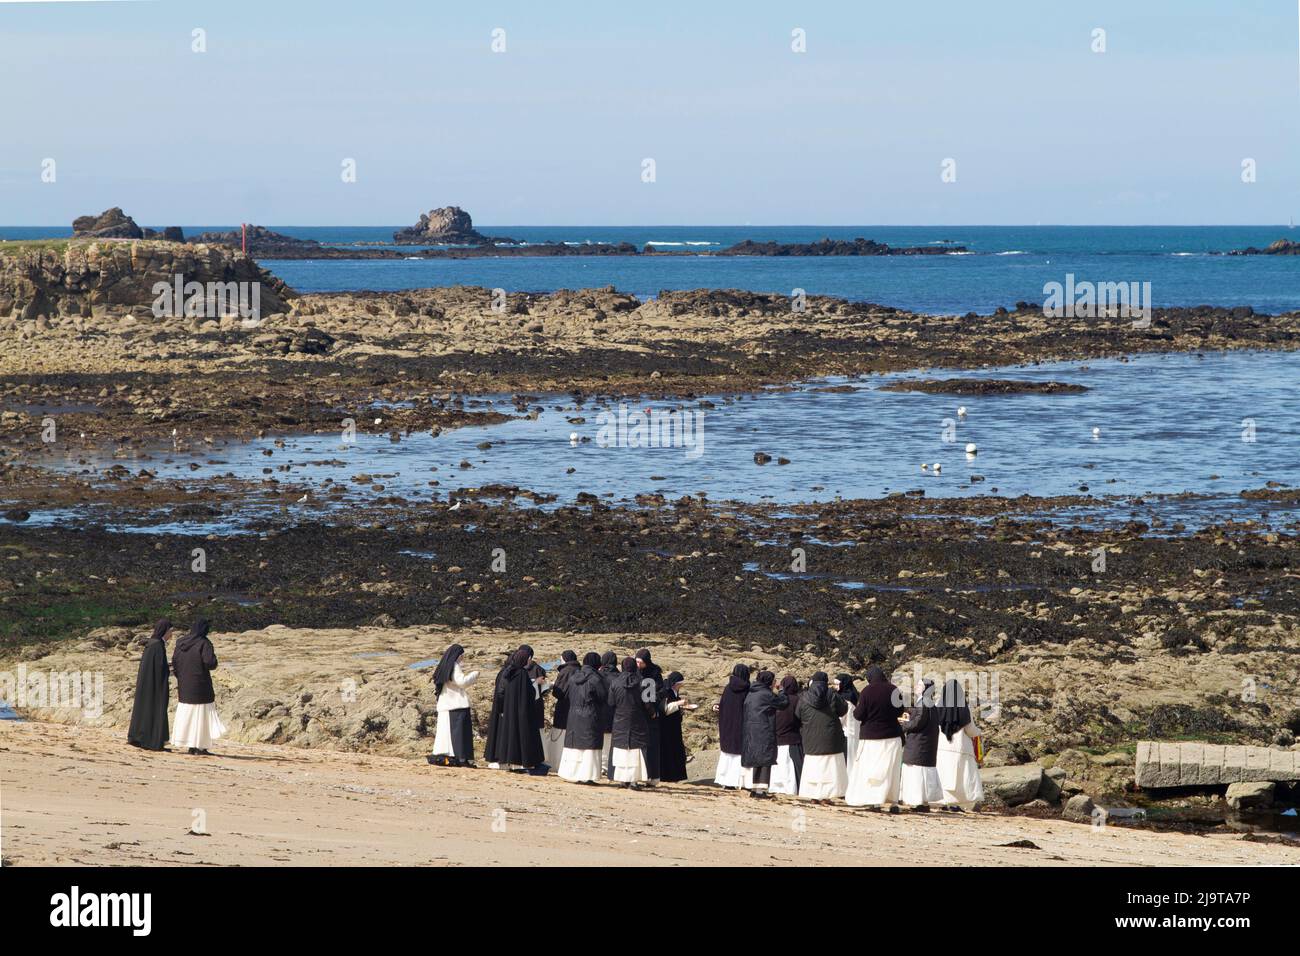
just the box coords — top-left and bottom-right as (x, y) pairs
(0, 238), (72, 258)
(0, 595), (169, 647)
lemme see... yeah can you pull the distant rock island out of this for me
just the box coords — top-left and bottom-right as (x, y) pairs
(392, 206), (517, 245)
(708, 237), (962, 256)
(1228, 238), (1300, 255)
(56, 206), (965, 260)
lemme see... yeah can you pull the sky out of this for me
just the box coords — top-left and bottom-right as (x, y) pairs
(1, 0), (1298, 225)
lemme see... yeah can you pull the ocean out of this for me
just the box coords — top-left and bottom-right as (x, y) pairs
(5, 224), (1300, 315)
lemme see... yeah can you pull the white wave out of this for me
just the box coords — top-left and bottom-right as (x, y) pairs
(945, 250), (974, 255)
(646, 241), (685, 246)
(995, 250), (1027, 256)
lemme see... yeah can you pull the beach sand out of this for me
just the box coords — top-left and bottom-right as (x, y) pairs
(2, 719), (1293, 867)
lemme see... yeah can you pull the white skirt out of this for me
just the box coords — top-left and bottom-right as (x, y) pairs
(842, 714), (860, 774)
(171, 702), (226, 750)
(541, 728), (566, 768)
(798, 752), (847, 800)
(558, 747), (602, 782)
(845, 737), (902, 806)
(713, 751), (753, 789)
(900, 764), (943, 806)
(937, 750), (984, 806)
(612, 746), (649, 784)
(770, 744), (800, 795)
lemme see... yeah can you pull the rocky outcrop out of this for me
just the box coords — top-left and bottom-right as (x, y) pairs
(0, 239), (295, 322)
(1135, 740), (1300, 788)
(71, 207), (182, 242)
(711, 237), (965, 256)
(392, 205), (516, 245)
(1228, 238), (1300, 255)
(71, 207), (143, 239)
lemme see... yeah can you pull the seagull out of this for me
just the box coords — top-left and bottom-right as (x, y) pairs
(921, 463), (930, 471)
(1092, 427), (1101, 439)
(965, 442), (977, 454)
(374, 417), (382, 426)
(933, 462), (942, 473)
(448, 499), (462, 511)
(957, 406), (967, 418)
(569, 432), (578, 444)
(296, 493), (309, 503)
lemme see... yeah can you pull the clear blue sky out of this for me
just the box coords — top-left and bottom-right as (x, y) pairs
(1, 0), (1298, 225)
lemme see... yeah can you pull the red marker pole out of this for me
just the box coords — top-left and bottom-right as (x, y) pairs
(241, 223), (247, 254)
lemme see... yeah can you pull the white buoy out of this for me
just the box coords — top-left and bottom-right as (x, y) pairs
(921, 463), (930, 471)
(965, 442), (977, 454)
(933, 462), (942, 473)
(569, 431), (578, 443)
(957, 406), (967, 418)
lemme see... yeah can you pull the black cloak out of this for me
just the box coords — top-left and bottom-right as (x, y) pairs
(741, 670), (789, 768)
(854, 665), (904, 740)
(551, 650), (580, 730)
(659, 671), (688, 782)
(563, 655), (607, 751)
(796, 672), (848, 756)
(127, 619), (171, 751)
(607, 657), (652, 751)
(483, 646), (543, 767)
(598, 651), (619, 733)
(774, 675), (802, 747)
(635, 648), (663, 780)
(717, 663), (750, 755)
(172, 619), (218, 705)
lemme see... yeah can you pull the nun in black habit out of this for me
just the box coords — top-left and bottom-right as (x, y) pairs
(741, 670), (790, 798)
(713, 663), (751, 789)
(483, 645), (544, 771)
(558, 653), (606, 783)
(771, 675), (804, 795)
(607, 657), (655, 787)
(599, 651), (619, 776)
(634, 648), (664, 782)
(127, 619), (173, 751)
(658, 671), (692, 783)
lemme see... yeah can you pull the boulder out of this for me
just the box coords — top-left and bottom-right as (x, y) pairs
(1225, 781), (1275, 811)
(1063, 793), (1097, 823)
(980, 764), (1045, 806)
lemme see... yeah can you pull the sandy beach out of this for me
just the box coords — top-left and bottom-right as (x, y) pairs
(3, 719), (1292, 868)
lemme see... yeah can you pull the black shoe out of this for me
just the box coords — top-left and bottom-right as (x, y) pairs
(887, 804), (900, 814)
(188, 748), (201, 755)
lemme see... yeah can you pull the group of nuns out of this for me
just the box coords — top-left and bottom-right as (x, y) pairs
(714, 665), (984, 811)
(428, 644), (984, 809)
(428, 643), (697, 788)
(127, 618), (227, 756)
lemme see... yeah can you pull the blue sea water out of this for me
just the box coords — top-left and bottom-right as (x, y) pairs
(5, 224), (1300, 315)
